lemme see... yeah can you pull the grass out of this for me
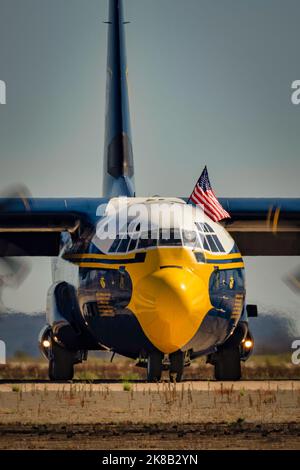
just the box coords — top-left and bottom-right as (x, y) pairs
(122, 382), (132, 392)
(74, 370), (100, 381)
(0, 353), (298, 381)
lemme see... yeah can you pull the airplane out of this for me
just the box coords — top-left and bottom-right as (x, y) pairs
(0, 0), (299, 382)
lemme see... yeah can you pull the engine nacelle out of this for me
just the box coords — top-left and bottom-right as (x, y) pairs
(45, 281), (82, 350)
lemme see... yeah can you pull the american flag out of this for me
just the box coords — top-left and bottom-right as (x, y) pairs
(189, 166), (230, 222)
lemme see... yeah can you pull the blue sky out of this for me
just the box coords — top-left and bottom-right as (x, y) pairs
(0, 0), (299, 319)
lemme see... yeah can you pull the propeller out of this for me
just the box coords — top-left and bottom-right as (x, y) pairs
(266, 204), (300, 295)
(283, 267), (300, 295)
(0, 184), (32, 292)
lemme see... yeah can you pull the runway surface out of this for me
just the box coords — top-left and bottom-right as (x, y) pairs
(0, 381), (299, 449)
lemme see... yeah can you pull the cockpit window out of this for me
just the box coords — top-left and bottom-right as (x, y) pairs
(212, 235), (226, 252)
(197, 233), (210, 251)
(138, 231), (158, 249)
(159, 229), (182, 246)
(182, 230), (201, 248)
(204, 223), (214, 233)
(109, 235), (122, 253)
(128, 235), (139, 252)
(107, 221), (225, 253)
(195, 222), (225, 253)
(116, 234), (131, 253)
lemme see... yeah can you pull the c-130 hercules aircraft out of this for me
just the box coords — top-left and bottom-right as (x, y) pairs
(1, 0), (299, 382)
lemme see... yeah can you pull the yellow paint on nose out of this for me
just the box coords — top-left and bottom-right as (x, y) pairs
(132, 267), (210, 354)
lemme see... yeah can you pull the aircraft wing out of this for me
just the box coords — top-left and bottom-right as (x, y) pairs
(1, 196), (299, 257)
(219, 198), (300, 255)
(0, 198), (106, 256)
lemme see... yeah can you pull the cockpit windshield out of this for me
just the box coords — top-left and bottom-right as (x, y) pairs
(108, 223), (225, 254)
(93, 199), (233, 255)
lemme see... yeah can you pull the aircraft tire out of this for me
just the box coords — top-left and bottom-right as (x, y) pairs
(169, 351), (184, 382)
(214, 346), (241, 381)
(48, 341), (74, 381)
(147, 352), (163, 382)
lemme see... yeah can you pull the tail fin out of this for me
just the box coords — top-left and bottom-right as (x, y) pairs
(103, 0), (135, 198)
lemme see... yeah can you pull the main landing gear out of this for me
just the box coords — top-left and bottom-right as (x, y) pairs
(40, 331), (87, 381)
(208, 322), (250, 381)
(146, 350), (185, 382)
(213, 346), (242, 381)
(48, 340), (75, 381)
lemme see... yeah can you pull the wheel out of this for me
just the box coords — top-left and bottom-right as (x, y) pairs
(214, 346), (241, 381)
(169, 351), (184, 383)
(147, 352), (163, 382)
(48, 359), (55, 381)
(48, 341), (74, 381)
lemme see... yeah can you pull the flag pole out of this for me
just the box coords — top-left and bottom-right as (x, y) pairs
(187, 166), (207, 204)
(187, 188), (194, 205)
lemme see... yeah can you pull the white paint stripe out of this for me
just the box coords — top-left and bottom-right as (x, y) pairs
(191, 191), (218, 221)
(193, 187), (220, 221)
(197, 187), (224, 219)
(205, 190), (230, 218)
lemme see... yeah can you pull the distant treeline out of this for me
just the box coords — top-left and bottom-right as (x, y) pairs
(0, 310), (298, 359)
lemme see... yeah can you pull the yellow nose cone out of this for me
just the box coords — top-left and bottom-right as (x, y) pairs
(132, 267), (210, 353)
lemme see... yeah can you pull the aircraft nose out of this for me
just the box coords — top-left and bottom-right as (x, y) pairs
(133, 267), (209, 353)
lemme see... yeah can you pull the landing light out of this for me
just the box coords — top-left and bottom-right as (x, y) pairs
(244, 340), (253, 349)
(42, 340), (51, 348)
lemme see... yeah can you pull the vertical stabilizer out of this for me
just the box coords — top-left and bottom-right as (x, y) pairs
(103, 0), (135, 197)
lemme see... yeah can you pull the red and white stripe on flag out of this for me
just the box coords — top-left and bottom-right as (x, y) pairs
(189, 167), (230, 222)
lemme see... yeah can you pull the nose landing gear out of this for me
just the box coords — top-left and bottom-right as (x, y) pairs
(147, 351), (164, 382)
(146, 350), (185, 382)
(169, 351), (184, 383)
